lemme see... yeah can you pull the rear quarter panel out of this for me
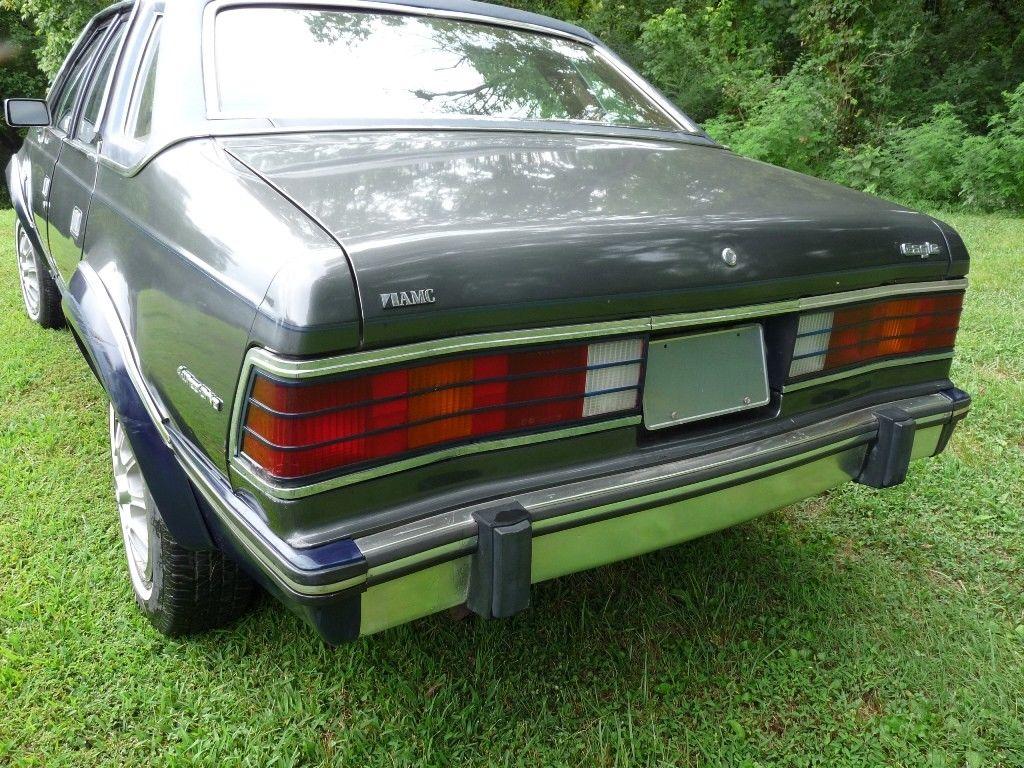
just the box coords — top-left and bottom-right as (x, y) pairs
(82, 139), (346, 470)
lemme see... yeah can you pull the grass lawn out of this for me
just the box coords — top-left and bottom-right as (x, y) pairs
(0, 207), (1022, 767)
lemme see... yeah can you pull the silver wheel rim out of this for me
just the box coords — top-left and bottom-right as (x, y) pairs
(16, 224), (41, 319)
(109, 404), (155, 601)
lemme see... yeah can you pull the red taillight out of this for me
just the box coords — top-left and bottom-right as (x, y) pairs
(242, 339), (645, 480)
(789, 293), (963, 379)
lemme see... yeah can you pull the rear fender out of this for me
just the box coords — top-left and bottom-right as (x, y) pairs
(4, 155), (47, 262)
(63, 263), (215, 551)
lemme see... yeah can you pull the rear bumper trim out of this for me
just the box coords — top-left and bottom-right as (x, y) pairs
(179, 389), (968, 611)
(230, 278), (968, 499)
(355, 389), (967, 636)
(355, 390), (966, 575)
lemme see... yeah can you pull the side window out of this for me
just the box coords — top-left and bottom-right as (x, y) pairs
(127, 20), (162, 142)
(50, 27), (108, 135)
(77, 24), (126, 145)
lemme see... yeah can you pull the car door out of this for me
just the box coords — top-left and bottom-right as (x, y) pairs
(20, 23), (110, 260)
(47, 18), (126, 284)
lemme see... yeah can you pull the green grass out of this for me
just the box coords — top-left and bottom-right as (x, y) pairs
(0, 208), (1022, 767)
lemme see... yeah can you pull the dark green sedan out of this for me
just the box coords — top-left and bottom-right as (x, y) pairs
(3, 0), (970, 643)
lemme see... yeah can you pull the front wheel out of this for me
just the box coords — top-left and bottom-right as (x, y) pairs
(109, 404), (256, 636)
(15, 220), (64, 329)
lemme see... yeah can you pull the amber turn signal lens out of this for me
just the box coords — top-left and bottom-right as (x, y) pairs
(789, 293), (963, 379)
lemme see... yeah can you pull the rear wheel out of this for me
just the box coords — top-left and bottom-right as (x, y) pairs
(109, 404), (256, 636)
(15, 220), (64, 329)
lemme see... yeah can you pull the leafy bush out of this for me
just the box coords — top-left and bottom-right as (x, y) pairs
(880, 103), (970, 207)
(0, 0), (110, 77)
(0, 8), (48, 207)
(955, 84), (1024, 211)
(704, 67), (840, 176)
(830, 87), (1024, 211)
(639, 8), (723, 122)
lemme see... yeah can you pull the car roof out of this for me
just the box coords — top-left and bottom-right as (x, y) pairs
(88, 0), (705, 174)
(123, 0), (599, 44)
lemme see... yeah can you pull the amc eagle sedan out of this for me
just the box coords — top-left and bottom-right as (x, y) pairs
(4, 0), (970, 643)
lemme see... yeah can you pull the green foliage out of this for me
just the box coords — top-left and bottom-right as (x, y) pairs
(0, 0), (111, 78)
(830, 86), (1024, 211)
(705, 66), (841, 175)
(0, 7), (48, 206)
(883, 103), (970, 206)
(2, 0), (1022, 212)
(638, 8), (724, 121)
(956, 84), (1024, 211)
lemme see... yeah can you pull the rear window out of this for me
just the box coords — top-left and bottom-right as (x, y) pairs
(212, 8), (679, 131)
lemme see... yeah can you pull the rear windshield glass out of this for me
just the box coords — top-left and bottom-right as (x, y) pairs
(213, 8), (679, 131)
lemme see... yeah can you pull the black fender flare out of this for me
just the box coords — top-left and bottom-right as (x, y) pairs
(62, 264), (215, 551)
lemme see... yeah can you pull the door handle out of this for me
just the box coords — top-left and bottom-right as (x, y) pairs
(70, 207), (83, 240)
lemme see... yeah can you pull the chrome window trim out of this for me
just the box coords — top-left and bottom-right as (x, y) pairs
(200, 0), (696, 133)
(122, 14), (164, 144)
(80, 5), (140, 147)
(45, 0), (134, 107)
(229, 278), (967, 499)
(68, 20), (131, 153)
(49, 22), (114, 141)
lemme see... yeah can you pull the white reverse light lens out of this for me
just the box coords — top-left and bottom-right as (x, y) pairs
(789, 311), (834, 377)
(583, 338), (644, 417)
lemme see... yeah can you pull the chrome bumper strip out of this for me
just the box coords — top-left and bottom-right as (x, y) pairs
(355, 391), (960, 573)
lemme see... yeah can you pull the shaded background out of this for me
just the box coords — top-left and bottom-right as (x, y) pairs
(1, 0), (1023, 208)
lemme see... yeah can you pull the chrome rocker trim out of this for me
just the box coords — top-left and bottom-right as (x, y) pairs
(229, 278), (969, 499)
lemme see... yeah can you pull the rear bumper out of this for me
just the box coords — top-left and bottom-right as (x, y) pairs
(184, 388), (968, 643)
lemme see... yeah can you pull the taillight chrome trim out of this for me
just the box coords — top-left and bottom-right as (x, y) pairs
(781, 351), (957, 393)
(229, 278), (967, 500)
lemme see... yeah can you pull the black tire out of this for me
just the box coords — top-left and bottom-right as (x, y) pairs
(109, 404), (256, 636)
(15, 220), (65, 329)
(141, 514), (258, 637)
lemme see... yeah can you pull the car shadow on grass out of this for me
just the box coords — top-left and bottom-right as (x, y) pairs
(198, 506), (886, 692)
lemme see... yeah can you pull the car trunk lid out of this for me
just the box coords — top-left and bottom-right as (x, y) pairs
(222, 131), (953, 349)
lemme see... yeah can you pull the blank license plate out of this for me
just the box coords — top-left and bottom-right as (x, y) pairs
(643, 325), (770, 430)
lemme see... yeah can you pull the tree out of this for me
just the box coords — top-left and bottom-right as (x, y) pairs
(1, 0), (112, 77)
(0, 7), (48, 205)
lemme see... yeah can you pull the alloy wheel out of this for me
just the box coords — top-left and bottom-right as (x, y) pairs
(109, 404), (155, 601)
(16, 224), (40, 319)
